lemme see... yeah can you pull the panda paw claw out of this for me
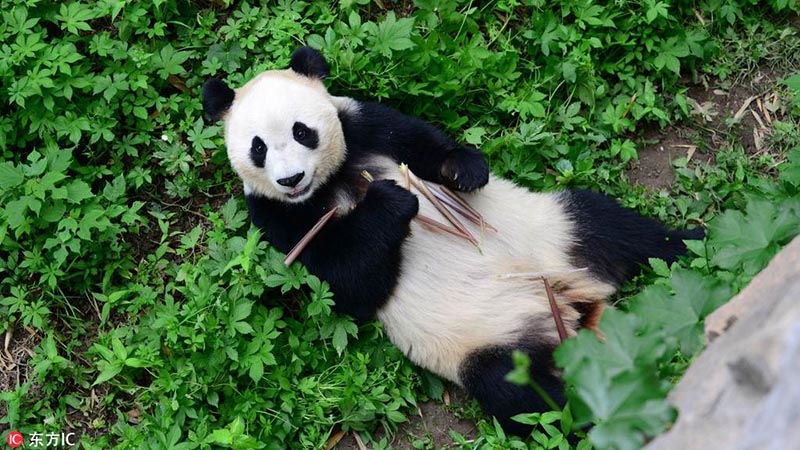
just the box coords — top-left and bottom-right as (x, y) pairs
(440, 146), (489, 192)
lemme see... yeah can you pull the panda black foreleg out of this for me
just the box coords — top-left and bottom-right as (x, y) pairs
(350, 102), (489, 192)
(460, 340), (565, 437)
(561, 189), (705, 286)
(293, 180), (419, 320)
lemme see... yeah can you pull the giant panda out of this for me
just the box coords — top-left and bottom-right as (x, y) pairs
(202, 47), (703, 435)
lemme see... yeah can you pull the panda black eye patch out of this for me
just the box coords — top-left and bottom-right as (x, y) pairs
(292, 122), (319, 149)
(250, 136), (267, 167)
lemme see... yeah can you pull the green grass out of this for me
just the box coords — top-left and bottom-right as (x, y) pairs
(1, 1), (799, 449)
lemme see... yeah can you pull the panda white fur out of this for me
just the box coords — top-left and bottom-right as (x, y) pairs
(202, 47), (703, 434)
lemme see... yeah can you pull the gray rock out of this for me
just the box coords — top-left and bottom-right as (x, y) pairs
(644, 236), (800, 450)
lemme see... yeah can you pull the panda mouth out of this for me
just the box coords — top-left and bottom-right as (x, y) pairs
(287, 183), (312, 199)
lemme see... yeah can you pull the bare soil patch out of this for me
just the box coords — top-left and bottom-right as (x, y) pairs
(335, 387), (477, 450)
(627, 67), (791, 190)
(0, 327), (38, 411)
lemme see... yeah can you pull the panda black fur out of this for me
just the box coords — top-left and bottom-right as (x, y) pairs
(203, 47), (704, 435)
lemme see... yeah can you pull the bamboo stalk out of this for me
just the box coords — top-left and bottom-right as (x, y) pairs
(430, 184), (498, 232)
(415, 214), (471, 240)
(429, 185), (479, 220)
(400, 163), (411, 189)
(406, 169), (478, 246)
(497, 267), (588, 280)
(543, 277), (568, 343)
(353, 432), (368, 450)
(439, 186), (497, 231)
(284, 206), (339, 266)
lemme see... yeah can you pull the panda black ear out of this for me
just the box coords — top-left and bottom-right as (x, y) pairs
(289, 47), (330, 79)
(202, 78), (235, 122)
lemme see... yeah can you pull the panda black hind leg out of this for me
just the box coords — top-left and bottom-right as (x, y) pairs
(460, 335), (564, 436)
(561, 189), (704, 286)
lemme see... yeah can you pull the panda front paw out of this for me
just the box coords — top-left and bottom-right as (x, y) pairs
(364, 180), (419, 222)
(440, 146), (489, 192)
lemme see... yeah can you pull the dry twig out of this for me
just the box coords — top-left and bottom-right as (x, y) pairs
(406, 170), (478, 246)
(733, 95), (757, 121)
(670, 144), (696, 162)
(324, 430), (345, 450)
(434, 185), (498, 232)
(400, 163), (411, 189)
(497, 267), (588, 280)
(284, 207), (339, 266)
(750, 109), (766, 129)
(416, 214), (471, 240)
(4, 327), (14, 361)
(543, 277), (568, 343)
(353, 432), (368, 450)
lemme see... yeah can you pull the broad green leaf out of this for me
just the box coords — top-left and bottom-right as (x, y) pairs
(709, 198), (800, 275)
(631, 269), (732, 354)
(66, 180), (93, 204)
(0, 162), (23, 190)
(249, 359), (264, 382)
(367, 11), (415, 57)
(92, 365), (122, 386)
(232, 301), (253, 322)
(463, 126), (485, 145)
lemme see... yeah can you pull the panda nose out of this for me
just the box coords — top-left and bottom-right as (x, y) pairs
(276, 172), (305, 188)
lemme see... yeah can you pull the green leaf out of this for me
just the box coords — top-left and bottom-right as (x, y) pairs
(562, 61), (577, 84)
(55, 2), (95, 35)
(206, 429), (232, 446)
(709, 198), (800, 275)
(66, 180), (93, 204)
(232, 301), (253, 322)
(221, 198), (248, 230)
(556, 309), (674, 448)
(124, 358), (147, 368)
(155, 44), (192, 78)
(249, 359), (264, 383)
(386, 410), (407, 423)
(103, 175), (126, 202)
(779, 147), (800, 186)
(648, 258), (670, 278)
(0, 162), (23, 190)
(511, 412), (541, 426)
(111, 338), (127, 361)
(464, 126), (485, 145)
(40, 202), (66, 223)
(92, 365), (122, 386)
(645, 1), (669, 23)
(233, 321), (254, 335)
(781, 73), (800, 104)
(4, 197), (40, 228)
(332, 323), (348, 355)
(367, 11), (415, 57)
(505, 350), (531, 386)
(631, 269), (732, 354)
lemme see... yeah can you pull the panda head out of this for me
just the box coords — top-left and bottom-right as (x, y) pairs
(202, 47), (346, 203)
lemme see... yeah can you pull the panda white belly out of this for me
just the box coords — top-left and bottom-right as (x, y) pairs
(368, 162), (616, 384)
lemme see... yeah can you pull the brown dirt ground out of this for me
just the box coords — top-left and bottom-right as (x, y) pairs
(627, 67), (790, 190)
(334, 387), (477, 450)
(0, 327), (38, 404)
